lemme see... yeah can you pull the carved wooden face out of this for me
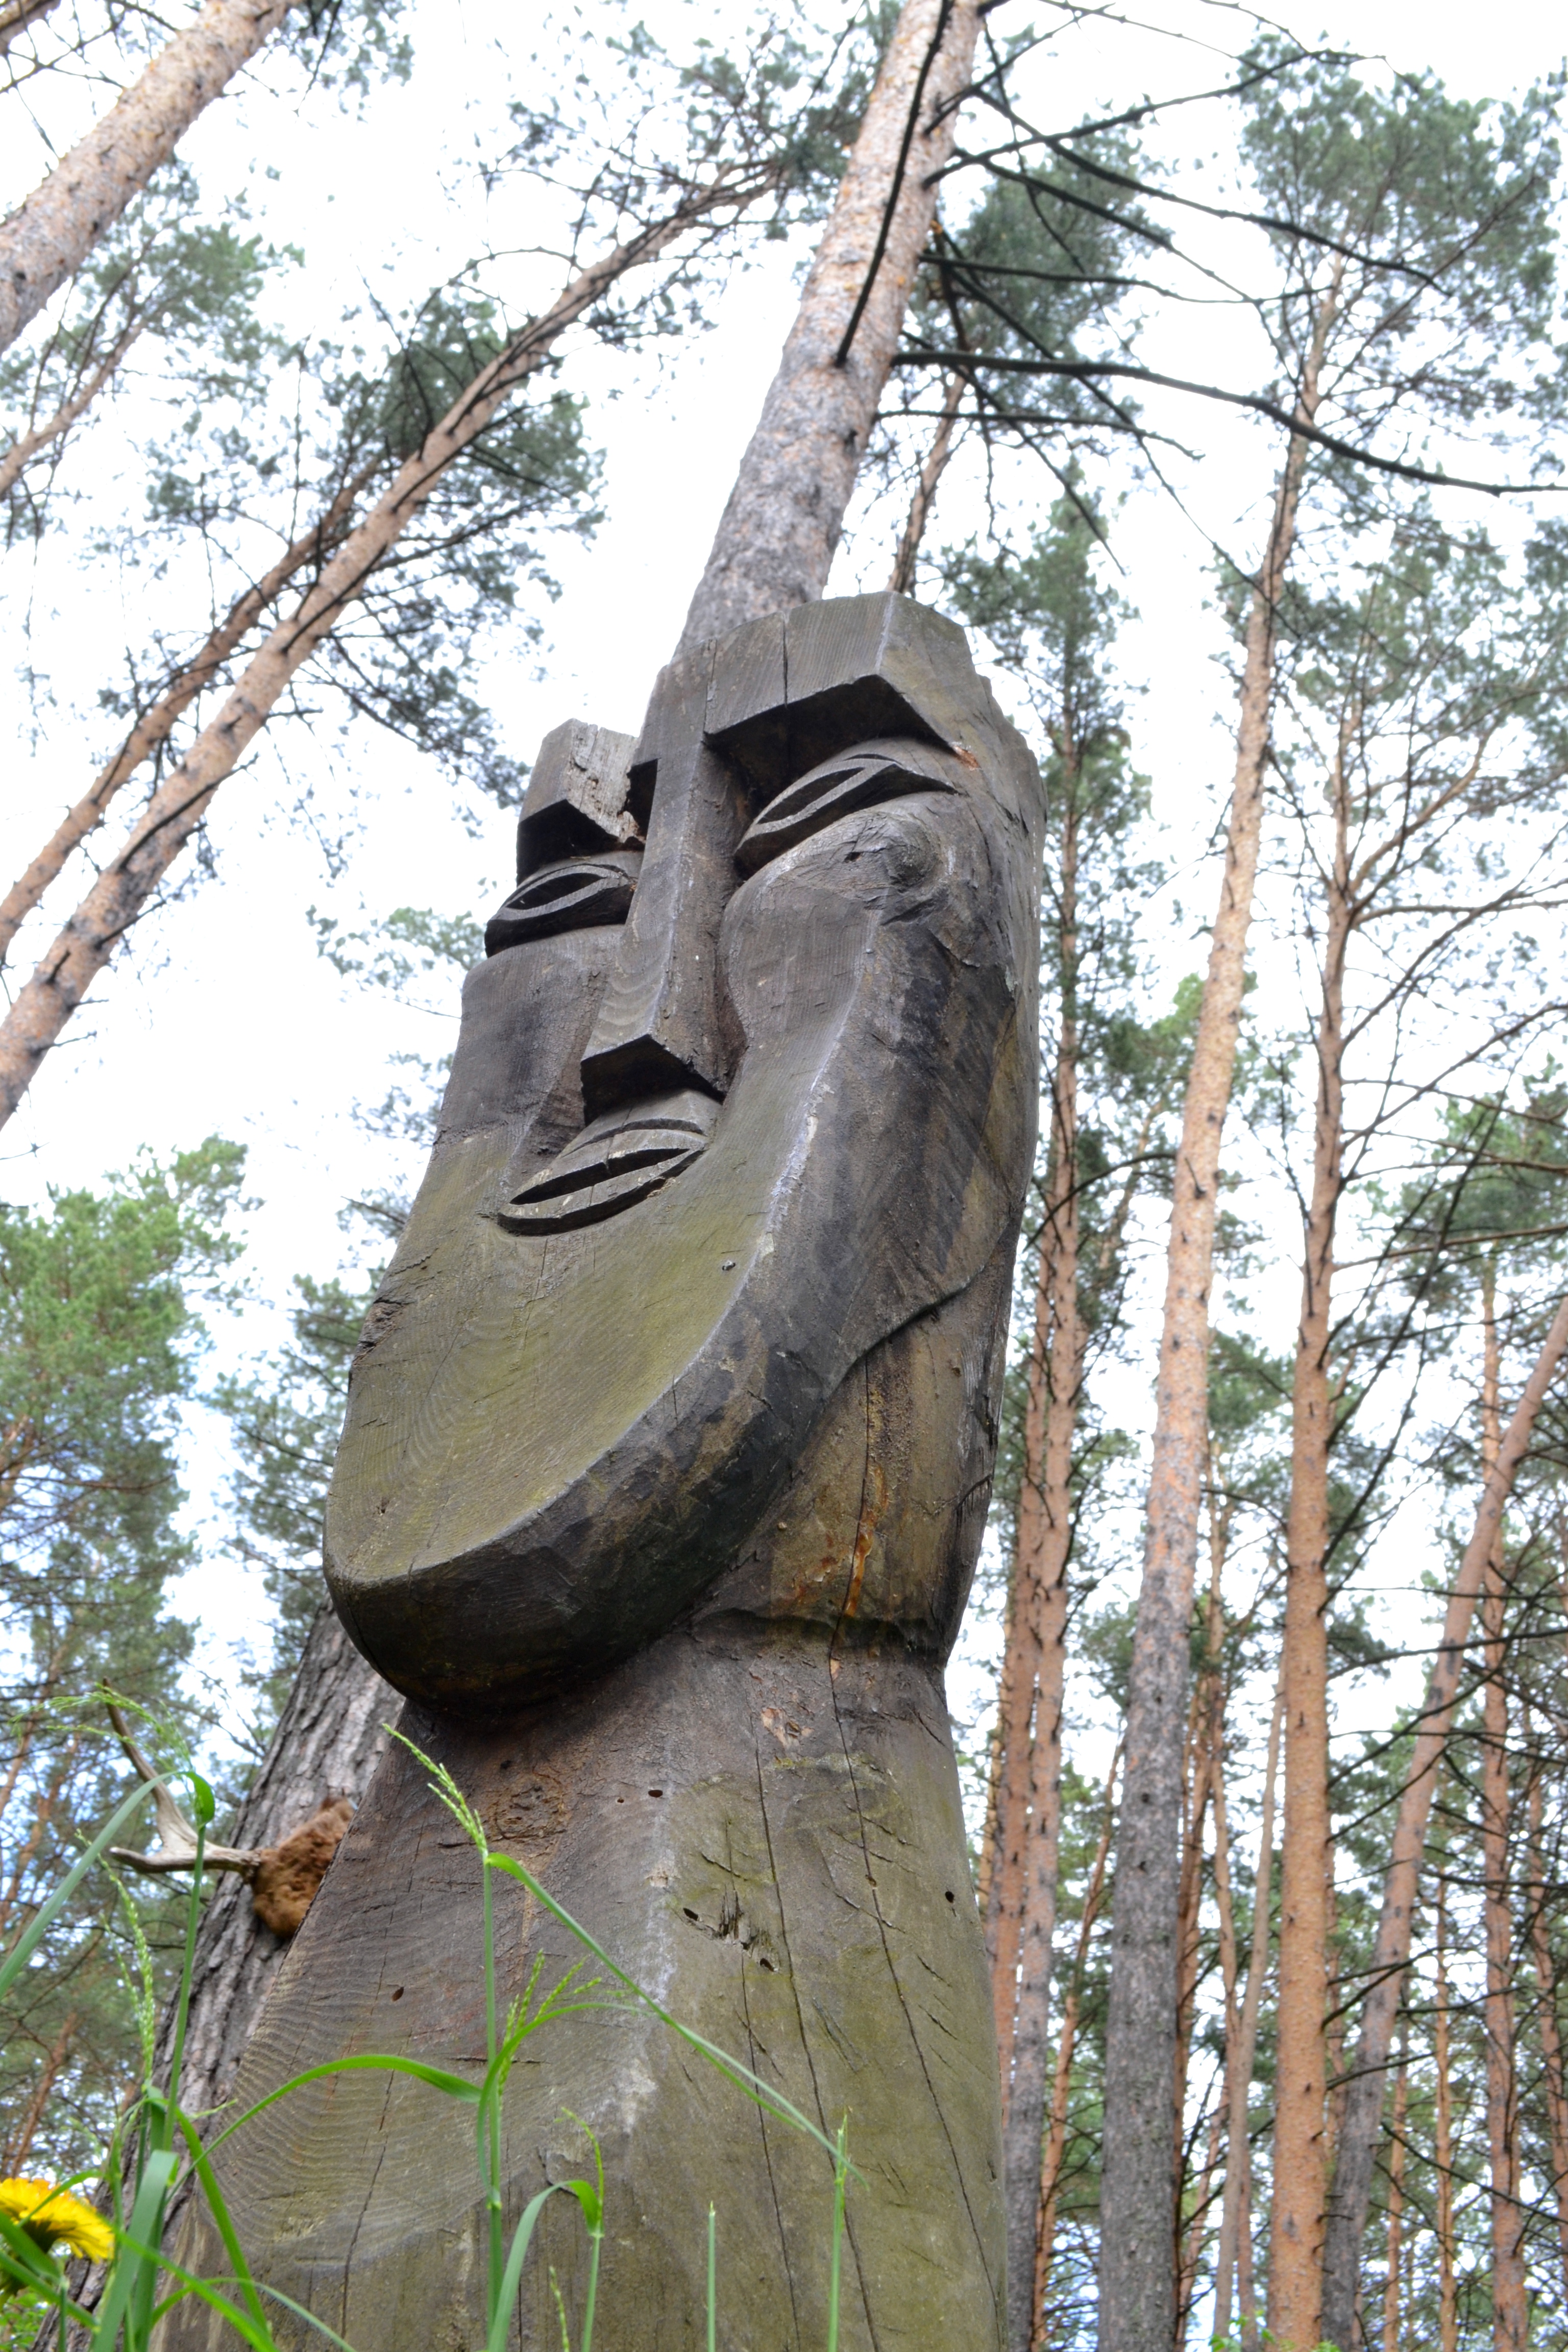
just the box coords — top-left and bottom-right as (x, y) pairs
(325, 595), (1042, 1707)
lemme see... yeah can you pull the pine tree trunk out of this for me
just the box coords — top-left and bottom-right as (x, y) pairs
(1269, 705), (1353, 2352)
(0, 467), (372, 968)
(677, 0), (980, 650)
(1033, 1749), (1118, 2349)
(1479, 1268), (1528, 2352)
(1097, 269), (1338, 2352)
(0, 0), (302, 359)
(1381, 2036), (1407, 2352)
(888, 368), (964, 592)
(995, 775), (1082, 2352)
(1211, 1667), (1275, 2348)
(0, 192), (744, 1130)
(1525, 1758), (1568, 2296)
(157, 1606), (394, 2123)
(1319, 1288), (1568, 2347)
(1214, 1673), (1281, 2350)
(1435, 1888), (1458, 2352)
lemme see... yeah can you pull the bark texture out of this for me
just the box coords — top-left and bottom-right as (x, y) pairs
(0, 318), (141, 497)
(0, 468), (370, 969)
(0, 0), (299, 360)
(888, 368), (964, 593)
(1479, 1276), (1528, 2352)
(1526, 1758), (1568, 2297)
(1096, 277), (1334, 2352)
(1381, 2040), (1406, 2352)
(1268, 721), (1352, 2352)
(1435, 1889), (1458, 2352)
(1214, 1677), (1282, 2348)
(156, 1605), (394, 2126)
(1319, 1287), (1568, 2348)
(992, 791), (1081, 2352)
(0, 194), (741, 1128)
(1032, 1754), (1116, 2348)
(678, 0), (979, 650)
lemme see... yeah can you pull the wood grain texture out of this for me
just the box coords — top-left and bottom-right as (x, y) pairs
(178, 594), (1041, 2350)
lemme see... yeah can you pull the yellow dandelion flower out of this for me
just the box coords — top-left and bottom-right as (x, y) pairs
(0, 2178), (114, 2265)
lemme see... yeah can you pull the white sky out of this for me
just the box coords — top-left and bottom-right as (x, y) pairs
(1, 0), (1564, 1751)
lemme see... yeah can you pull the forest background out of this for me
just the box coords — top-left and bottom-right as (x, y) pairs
(3, 0), (1567, 2345)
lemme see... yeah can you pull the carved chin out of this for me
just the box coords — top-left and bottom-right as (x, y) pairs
(326, 805), (1023, 1709)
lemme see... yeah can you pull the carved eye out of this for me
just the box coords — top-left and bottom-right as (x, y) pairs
(501, 1089), (717, 1233)
(736, 737), (962, 875)
(484, 852), (642, 954)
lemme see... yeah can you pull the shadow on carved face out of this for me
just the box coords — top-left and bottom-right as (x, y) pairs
(498, 733), (968, 1235)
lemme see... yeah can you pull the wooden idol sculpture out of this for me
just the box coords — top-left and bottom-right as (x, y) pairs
(180, 594), (1041, 2350)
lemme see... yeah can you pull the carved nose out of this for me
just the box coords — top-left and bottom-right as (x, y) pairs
(578, 730), (744, 1119)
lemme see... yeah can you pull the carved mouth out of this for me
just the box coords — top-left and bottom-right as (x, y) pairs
(500, 1088), (718, 1233)
(736, 737), (960, 873)
(484, 851), (642, 954)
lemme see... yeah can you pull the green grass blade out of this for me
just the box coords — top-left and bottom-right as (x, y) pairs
(173, 2109), (270, 2338)
(484, 1854), (851, 2170)
(90, 2148), (176, 2350)
(203, 2051), (482, 2157)
(485, 2182), (594, 2352)
(706, 2205), (717, 2352)
(0, 1779), (153, 2003)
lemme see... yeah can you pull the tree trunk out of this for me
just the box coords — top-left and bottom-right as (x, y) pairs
(1214, 1673), (1281, 2347)
(0, 317), (142, 497)
(0, 0), (302, 360)
(1434, 1884), (1458, 2352)
(1479, 1266), (1528, 2352)
(1097, 267), (1339, 2352)
(1381, 2035), (1407, 2352)
(2, 2005), (77, 2172)
(1033, 1747), (1118, 2349)
(0, 0), (59, 58)
(1268, 691), (1354, 2352)
(1319, 1286), (1568, 2348)
(160, 1605), (394, 2123)
(677, 0), (979, 650)
(888, 367), (964, 592)
(995, 771), (1082, 2352)
(0, 186), (752, 1130)
(0, 465), (371, 968)
(1525, 1754), (1568, 2296)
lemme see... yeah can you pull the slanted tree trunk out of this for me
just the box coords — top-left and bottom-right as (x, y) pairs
(1097, 264), (1340, 2352)
(0, 318), (142, 496)
(1319, 1288), (1568, 2348)
(0, 465), (372, 968)
(0, 184), (759, 1131)
(993, 754), (1083, 2352)
(888, 368), (965, 592)
(1479, 1267), (1528, 2352)
(0, 0), (303, 360)
(0, 0), (60, 58)
(678, 0), (980, 649)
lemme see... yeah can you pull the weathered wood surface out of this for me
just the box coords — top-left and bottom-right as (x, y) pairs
(167, 593), (1042, 2350)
